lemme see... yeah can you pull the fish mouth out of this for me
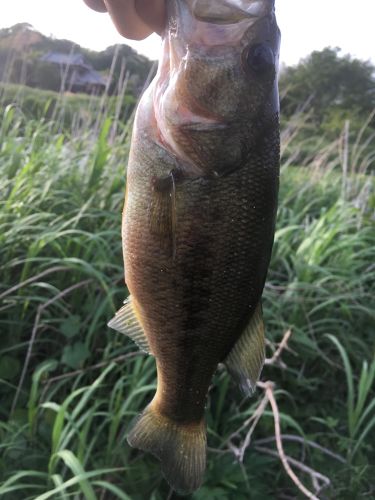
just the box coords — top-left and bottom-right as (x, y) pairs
(154, 0), (279, 163)
(170, 0), (276, 49)
(187, 0), (275, 25)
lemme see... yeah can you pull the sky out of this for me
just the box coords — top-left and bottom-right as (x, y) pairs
(1, 0), (374, 66)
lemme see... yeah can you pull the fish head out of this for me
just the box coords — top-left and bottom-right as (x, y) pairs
(154, 0), (281, 175)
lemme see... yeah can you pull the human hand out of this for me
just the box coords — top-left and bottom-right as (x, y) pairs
(83, 0), (166, 40)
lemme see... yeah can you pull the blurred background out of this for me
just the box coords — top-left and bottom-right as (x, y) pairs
(0, 1), (374, 499)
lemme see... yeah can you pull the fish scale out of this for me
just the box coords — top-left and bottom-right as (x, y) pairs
(108, 0), (280, 494)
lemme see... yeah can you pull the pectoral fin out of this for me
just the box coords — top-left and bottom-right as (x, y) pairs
(149, 171), (177, 257)
(108, 296), (152, 354)
(224, 302), (265, 395)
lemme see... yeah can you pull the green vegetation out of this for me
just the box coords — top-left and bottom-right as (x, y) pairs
(280, 48), (375, 126)
(0, 55), (374, 498)
(0, 82), (136, 130)
(280, 48), (375, 171)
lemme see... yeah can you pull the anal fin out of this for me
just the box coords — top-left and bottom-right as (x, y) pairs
(108, 296), (152, 354)
(224, 302), (265, 395)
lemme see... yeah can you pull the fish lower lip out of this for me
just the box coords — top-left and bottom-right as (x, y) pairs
(189, 0), (273, 24)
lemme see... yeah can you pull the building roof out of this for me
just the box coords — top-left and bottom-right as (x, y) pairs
(41, 52), (89, 68)
(41, 51), (106, 88)
(70, 68), (106, 87)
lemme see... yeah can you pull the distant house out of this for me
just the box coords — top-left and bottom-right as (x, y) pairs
(41, 52), (106, 94)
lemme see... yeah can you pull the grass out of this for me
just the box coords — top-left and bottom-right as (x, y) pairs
(0, 88), (374, 499)
(0, 82), (136, 133)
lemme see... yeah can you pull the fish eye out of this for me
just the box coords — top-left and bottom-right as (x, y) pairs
(245, 43), (275, 75)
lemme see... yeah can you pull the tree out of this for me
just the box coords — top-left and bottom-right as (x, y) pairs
(279, 47), (375, 127)
(0, 24), (153, 97)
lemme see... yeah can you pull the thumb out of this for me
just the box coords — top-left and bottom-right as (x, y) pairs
(104, 0), (153, 40)
(83, 0), (108, 13)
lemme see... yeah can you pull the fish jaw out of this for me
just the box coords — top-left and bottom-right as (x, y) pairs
(152, 33), (228, 169)
(174, 0), (277, 47)
(189, 0), (275, 23)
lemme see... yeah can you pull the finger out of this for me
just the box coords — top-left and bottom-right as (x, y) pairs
(83, 0), (108, 13)
(135, 0), (166, 35)
(104, 0), (153, 40)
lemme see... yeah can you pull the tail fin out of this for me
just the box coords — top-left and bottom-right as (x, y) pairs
(127, 404), (206, 494)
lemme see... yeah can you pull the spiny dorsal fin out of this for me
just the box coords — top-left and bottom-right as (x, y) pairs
(107, 297), (152, 354)
(224, 302), (265, 395)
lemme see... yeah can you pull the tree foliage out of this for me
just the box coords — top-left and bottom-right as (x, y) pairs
(280, 47), (375, 126)
(0, 23), (153, 96)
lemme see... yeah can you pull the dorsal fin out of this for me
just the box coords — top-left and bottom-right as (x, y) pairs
(108, 296), (152, 354)
(224, 302), (265, 395)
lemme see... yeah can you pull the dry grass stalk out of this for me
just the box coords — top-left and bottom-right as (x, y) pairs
(224, 329), (331, 499)
(10, 279), (93, 415)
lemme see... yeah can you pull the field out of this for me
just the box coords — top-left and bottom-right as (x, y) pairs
(0, 84), (374, 499)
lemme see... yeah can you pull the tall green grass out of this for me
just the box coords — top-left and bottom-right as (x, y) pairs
(0, 92), (374, 499)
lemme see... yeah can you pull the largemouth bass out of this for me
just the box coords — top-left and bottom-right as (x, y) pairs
(109, 0), (281, 493)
